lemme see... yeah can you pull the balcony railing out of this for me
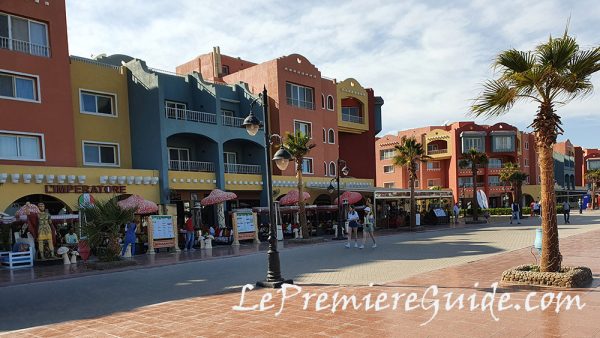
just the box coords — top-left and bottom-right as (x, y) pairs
(222, 115), (245, 127)
(169, 160), (215, 172)
(341, 113), (364, 124)
(165, 107), (216, 124)
(0, 37), (50, 57)
(224, 163), (261, 174)
(427, 149), (448, 155)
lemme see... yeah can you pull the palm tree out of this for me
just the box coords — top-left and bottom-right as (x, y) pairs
(499, 162), (528, 215)
(283, 131), (316, 238)
(459, 149), (488, 221)
(585, 169), (600, 210)
(80, 198), (136, 261)
(393, 136), (429, 230)
(471, 30), (600, 272)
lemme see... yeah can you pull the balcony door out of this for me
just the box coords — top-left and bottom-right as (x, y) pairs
(224, 152), (237, 173)
(168, 147), (189, 170)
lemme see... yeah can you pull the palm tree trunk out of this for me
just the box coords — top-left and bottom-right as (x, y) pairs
(538, 144), (561, 272)
(592, 182), (597, 210)
(472, 167), (479, 221)
(409, 176), (416, 230)
(297, 159), (309, 238)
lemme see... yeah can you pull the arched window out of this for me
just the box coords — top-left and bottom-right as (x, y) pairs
(329, 161), (336, 177)
(328, 129), (335, 144)
(327, 95), (334, 110)
(322, 128), (326, 143)
(323, 162), (327, 175)
(321, 94), (325, 109)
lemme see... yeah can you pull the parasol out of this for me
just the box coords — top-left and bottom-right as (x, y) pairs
(280, 190), (310, 206)
(201, 189), (237, 229)
(201, 189), (237, 206)
(333, 191), (363, 205)
(15, 202), (40, 217)
(118, 195), (158, 214)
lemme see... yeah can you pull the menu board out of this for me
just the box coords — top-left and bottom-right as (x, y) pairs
(151, 215), (175, 239)
(235, 210), (255, 233)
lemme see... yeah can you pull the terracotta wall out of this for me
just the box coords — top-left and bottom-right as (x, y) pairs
(0, 0), (75, 167)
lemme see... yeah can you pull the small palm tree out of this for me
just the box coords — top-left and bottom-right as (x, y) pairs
(81, 198), (136, 261)
(471, 29), (600, 272)
(458, 149), (488, 221)
(499, 162), (528, 215)
(585, 169), (600, 210)
(283, 131), (316, 238)
(393, 136), (429, 230)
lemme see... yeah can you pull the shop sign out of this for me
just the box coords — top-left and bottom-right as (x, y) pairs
(45, 185), (127, 194)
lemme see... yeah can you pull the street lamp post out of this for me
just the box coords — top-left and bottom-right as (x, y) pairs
(460, 183), (466, 218)
(327, 159), (349, 240)
(243, 86), (293, 288)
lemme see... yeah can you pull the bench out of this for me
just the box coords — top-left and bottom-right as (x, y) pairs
(0, 246), (34, 269)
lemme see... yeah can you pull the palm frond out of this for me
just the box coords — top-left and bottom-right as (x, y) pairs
(495, 49), (535, 73)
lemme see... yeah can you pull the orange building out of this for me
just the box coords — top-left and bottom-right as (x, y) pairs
(0, 0), (75, 167)
(177, 48), (383, 203)
(376, 122), (538, 208)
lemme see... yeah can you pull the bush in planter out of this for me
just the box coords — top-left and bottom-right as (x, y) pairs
(80, 198), (136, 262)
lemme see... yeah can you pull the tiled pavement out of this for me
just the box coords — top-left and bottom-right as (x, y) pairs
(3, 213), (600, 337)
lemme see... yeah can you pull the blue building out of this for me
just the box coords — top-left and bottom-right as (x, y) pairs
(96, 55), (268, 223)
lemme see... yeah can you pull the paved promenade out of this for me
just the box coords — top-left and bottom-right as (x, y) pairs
(2, 212), (600, 336)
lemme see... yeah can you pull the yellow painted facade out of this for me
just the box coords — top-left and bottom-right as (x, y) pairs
(424, 129), (453, 159)
(70, 57), (133, 168)
(165, 170), (374, 204)
(336, 78), (369, 134)
(0, 165), (160, 212)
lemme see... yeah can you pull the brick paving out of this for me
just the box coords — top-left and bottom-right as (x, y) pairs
(3, 212), (600, 337)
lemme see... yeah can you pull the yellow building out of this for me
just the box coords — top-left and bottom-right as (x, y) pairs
(0, 57), (160, 214)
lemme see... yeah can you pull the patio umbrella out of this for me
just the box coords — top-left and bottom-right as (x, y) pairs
(117, 195), (158, 214)
(15, 202), (40, 217)
(333, 191), (363, 205)
(0, 212), (16, 224)
(137, 199), (159, 214)
(201, 189), (237, 229)
(280, 190), (311, 206)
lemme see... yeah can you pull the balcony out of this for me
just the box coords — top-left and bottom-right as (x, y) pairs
(169, 160), (215, 172)
(0, 37), (50, 57)
(222, 115), (245, 127)
(341, 113), (363, 124)
(428, 149), (448, 155)
(165, 107), (216, 124)
(224, 163), (261, 174)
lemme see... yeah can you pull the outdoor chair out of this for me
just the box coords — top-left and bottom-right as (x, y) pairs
(1, 243), (34, 269)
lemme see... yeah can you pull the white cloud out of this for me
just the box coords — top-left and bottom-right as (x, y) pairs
(66, 0), (600, 148)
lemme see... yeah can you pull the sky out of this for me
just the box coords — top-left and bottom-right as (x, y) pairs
(65, 0), (600, 148)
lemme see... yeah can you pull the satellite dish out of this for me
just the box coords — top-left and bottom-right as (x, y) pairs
(477, 189), (489, 209)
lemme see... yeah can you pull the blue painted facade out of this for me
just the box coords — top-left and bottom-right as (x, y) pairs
(96, 55), (268, 205)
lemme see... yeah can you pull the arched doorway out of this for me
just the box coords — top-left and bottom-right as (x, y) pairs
(5, 194), (72, 215)
(313, 194), (332, 205)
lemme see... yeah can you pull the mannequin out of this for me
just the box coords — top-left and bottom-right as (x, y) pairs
(37, 203), (56, 259)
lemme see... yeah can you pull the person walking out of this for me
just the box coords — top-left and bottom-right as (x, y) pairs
(578, 198), (583, 214)
(360, 206), (376, 249)
(510, 201), (521, 224)
(184, 213), (195, 251)
(453, 202), (460, 225)
(562, 201), (571, 224)
(345, 205), (360, 248)
(533, 201), (541, 217)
